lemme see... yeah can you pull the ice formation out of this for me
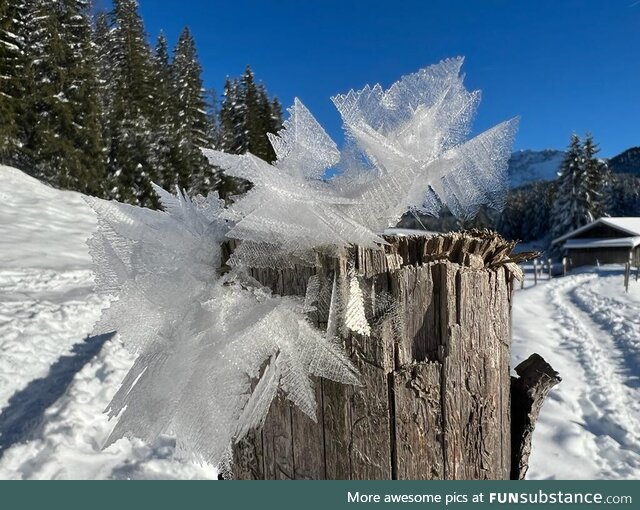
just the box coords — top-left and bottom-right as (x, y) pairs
(86, 58), (517, 474)
(202, 99), (386, 268)
(87, 187), (359, 469)
(206, 57), (518, 251)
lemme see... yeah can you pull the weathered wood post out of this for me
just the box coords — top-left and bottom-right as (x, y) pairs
(230, 231), (556, 480)
(624, 262), (630, 293)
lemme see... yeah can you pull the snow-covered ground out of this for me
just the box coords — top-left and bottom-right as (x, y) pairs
(0, 166), (215, 479)
(1, 165), (639, 479)
(513, 266), (640, 479)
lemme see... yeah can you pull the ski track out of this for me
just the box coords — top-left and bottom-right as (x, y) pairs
(546, 274), (640, 479)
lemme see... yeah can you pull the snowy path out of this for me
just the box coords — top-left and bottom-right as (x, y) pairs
(513, 270), (640, 479)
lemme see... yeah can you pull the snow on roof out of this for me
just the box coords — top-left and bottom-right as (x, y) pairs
(383, 227), (438, 237)
(564, 237), (640, 249)
(552, 217), (640, 245)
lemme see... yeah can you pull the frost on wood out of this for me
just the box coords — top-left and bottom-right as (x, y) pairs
(203, 100), (385, 269)
(86, 187), (358, 469)
(206, 57), (518, 264)
(85, 57), (518, 475)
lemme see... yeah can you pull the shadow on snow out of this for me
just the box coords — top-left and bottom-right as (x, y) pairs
(0, 332), (115, 457)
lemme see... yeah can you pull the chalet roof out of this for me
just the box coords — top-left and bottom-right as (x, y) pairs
(564, 237), (640, 249)
(552, 217), (640, 245)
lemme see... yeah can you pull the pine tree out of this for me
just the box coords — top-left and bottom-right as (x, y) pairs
(16, 0), (105, 194)
(94, 11), (115, 195)
(270, 96), (284, 135)
(218, 77), (247, 197)
(0, 0), (27, 166)
(219, 77), (246, 155)
(105, 0), (158, 207)
(217, 67), (283, 197)
(170, 26), (216, 195)
(583, 133), (610, 219)
(550, 134), (591, 241)
(63, 0), (106, 195)
(149, 32), (176, 191)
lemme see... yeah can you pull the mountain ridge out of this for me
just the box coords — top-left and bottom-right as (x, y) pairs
(508, 146), (640, 188)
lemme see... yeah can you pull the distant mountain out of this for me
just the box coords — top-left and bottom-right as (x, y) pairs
(507, 146), (640, 189)
(507, 149), (565, 188)
(608, 147), (640, 176)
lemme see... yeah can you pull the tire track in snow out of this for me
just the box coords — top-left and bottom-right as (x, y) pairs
(549, 275), (640, 478)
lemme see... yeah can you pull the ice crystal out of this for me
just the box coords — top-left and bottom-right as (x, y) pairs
(85, 58), (517, 474)
(203, 99), (386, 268)
(86, 187), (359, 470)
(345, 269), (371, 336)
(206, 57), (517, 265)
(332, 57), (518, 228)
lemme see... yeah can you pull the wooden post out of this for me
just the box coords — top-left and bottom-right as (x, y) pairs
(510, 354), (561, 480)
(533, 259), (538, 285)
(230, 232), (557, 480)
(547, 258), (553, 280)
(562, 257), (567, 277)
(624, 262), (630, 293)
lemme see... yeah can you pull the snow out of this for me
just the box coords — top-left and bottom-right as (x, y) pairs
(2, 164), (640, 479)
(564, 237), (640, 249)
(513, 266), (640, 479)
(0, 165), (215, 479)
(601, 217), (640, 235)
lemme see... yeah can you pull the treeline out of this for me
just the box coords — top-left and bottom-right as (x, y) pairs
(0, 0), (282, 206)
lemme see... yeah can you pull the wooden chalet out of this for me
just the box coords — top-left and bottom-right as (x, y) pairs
(552, 217), (640, 268)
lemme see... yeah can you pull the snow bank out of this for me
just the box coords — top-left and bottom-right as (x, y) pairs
(0, 166), (215, 479)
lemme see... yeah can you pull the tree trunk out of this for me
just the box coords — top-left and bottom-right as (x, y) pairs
(229, 231), (557, 480)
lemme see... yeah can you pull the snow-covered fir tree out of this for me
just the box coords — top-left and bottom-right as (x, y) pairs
(0, 0), (27, 165)
(149, 32), (176, 191)
(170, 27), (216, 195)
(217, 67), (283, 197)
(583, 133), (611, 219)
(3, 0), (105, 194)
(103, 0), (158, 207)
(1, 1), (286, 204)
(551, 134), (590, 241)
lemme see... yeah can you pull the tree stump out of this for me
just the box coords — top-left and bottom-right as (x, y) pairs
(228, 231), (556, 480)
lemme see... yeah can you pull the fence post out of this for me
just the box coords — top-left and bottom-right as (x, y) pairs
(562, 257), (567, 277)
(533, 259), (538, 285)
(624, 262), (630, 293)
(230, 233), (558, 480)
(547, 258), (553, 280)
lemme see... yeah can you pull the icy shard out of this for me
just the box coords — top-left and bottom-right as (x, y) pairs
(332, 57), (518, 228)
(203, 98), (386, 268)
(207, 57), (517, 261)
(86, 187), (359, 471)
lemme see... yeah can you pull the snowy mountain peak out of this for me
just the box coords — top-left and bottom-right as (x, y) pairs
(507, 149), (566, 188)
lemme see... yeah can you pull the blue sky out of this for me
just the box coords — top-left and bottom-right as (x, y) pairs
(103, 0), (640, 157)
